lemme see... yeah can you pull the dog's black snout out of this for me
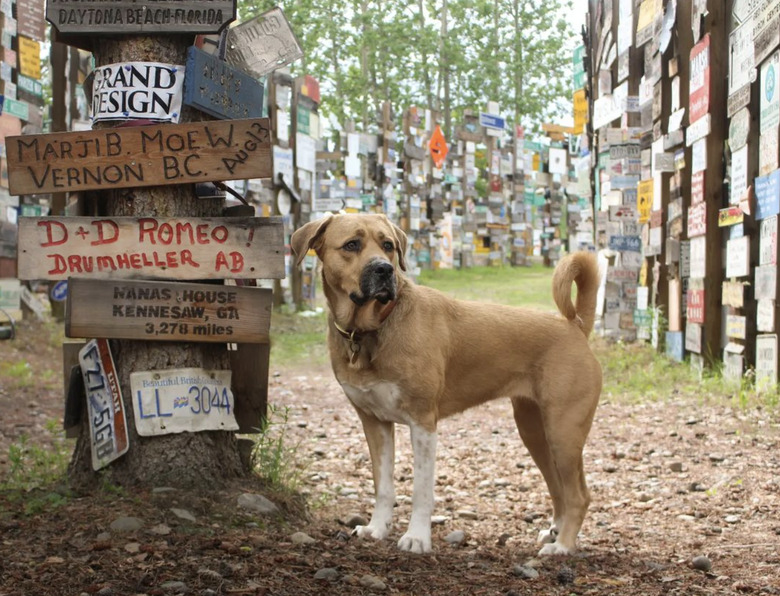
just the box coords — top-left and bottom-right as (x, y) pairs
(375, 261), (394, 278)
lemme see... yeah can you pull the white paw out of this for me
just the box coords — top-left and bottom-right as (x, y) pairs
(397, 532), (432, 554)
(537, 528), (558, 544)
(354, 523), (390, 541)
(538, 541), (573, 556)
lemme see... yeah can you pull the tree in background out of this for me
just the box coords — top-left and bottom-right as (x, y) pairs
(242, 0), (575, 137)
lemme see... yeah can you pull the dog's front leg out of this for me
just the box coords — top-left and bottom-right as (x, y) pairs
(353, 408), (396, 541)
(398, 422), (437, 554)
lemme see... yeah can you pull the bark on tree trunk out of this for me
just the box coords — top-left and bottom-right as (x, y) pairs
(68, 36), (246, 492)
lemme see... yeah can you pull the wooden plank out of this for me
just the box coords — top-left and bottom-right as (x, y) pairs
(183, 46), (265, 120)
(46, 0), (236, 35)
(66, 278), (272, 343)
(18, 216), (284, 281)
(6, 118), (272, 195)
(230, 343), (269, 433)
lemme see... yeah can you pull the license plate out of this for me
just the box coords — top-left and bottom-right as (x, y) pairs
(130, 368), (238, 436)
(79, 339), (130, 470)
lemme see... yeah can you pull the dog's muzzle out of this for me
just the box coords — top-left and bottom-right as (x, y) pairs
(350, 259), (396, 306)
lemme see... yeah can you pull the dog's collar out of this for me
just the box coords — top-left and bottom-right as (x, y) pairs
(333, 300), (397, 364)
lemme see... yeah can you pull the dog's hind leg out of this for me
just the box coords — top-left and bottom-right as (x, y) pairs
(537, 404), (595, 556)
(511, 397), (565, 545)
(397, 422), (437, 554)
(353, 408), (396, 542)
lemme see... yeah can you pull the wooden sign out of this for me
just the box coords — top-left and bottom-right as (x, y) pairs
(46, 0), (236, 35)
(90, 62), (185, 123)
(66, 278), (272, 343)
(17, 0), (47, 42)
(130, 367), (238, 436)
(183, 47), (264, 121)
(225, 7), (303, 77)
(79, 338), (129, 470)
(723, 281), (745, 308)
(17, 216), (284, 281)
(6, 118), (271, 195)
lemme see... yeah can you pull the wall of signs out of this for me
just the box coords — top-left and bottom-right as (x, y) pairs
(587, 0), (780, 385)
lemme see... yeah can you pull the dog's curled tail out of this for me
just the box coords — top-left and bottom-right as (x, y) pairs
(552, 251), (600, 337)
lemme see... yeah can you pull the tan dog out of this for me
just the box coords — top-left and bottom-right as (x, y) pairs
(291, 213), (602, 556)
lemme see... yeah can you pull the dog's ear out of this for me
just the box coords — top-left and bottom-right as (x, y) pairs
(389, 220), (408, 271)
(291, 216), (333, 267)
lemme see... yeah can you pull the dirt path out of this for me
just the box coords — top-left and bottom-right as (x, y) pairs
(1, 324), (779, 595)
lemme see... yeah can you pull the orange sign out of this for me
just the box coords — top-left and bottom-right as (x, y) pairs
(429, 124), (448, 168)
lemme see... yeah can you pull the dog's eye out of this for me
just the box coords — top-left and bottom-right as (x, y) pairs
(382, 241), (394, 252)
(343, 240), (360, 252)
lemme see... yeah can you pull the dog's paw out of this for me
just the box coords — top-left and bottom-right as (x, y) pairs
(353, 524), (390, 541)
(538, 541), (573, 556)
(397, 532), (432, 554)
(537, 528), (558, 544)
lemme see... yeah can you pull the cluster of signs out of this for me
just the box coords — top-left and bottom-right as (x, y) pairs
(8, 2), (304, 469)
(590, 0), (780, 387)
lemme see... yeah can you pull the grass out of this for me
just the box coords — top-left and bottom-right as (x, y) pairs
(251, 404), (304, 492)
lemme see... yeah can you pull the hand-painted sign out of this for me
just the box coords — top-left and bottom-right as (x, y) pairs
(689, 35), (711, 124)
(726, 314), (747, 339)
(225, 6), (303, 78)
(66, 278), (272, 343)
(729, 107), (751, 150)
(79, 338), (129, 470)
(90, 62), (184, 123)
(719, 205), (745, 227)
(686, 322), (702, 353)
(722, 281), (745, 308)
(755, 264), (777, 300)
(46, 0), (236, 34)
(130, 368), (238, 436)
(687, 279), (705, 324)
(687, 201), (707, 237)
(6, 118), (272, 195)
(17, 216), (284, 281)
(726, 235), (751, 278)
(761, 215), (778, 264)
(758, 299), (776, 332)
(756, 168), (780, 220)
(756, 334), (778, 386)
(183, 46), (264, 121)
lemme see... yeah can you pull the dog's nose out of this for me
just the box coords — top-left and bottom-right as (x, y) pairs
(375, 262), (394, 278)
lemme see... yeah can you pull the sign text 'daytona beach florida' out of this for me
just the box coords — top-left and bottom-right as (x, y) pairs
(6, 118), (271, 195)
(17, 216), (284, 281)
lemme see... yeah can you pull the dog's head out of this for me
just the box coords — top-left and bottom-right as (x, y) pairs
(291, 214), (407, 307)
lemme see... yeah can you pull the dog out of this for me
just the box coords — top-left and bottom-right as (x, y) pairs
(291, 213), (602, 556)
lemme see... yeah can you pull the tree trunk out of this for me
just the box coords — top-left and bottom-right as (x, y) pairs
(68, 35), (246, 492)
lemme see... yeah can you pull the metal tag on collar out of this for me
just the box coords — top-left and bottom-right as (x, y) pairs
(348, 330), (361, 364)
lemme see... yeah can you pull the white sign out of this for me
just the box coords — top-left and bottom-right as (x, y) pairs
(130, 368), (238, 437)
(731, 145), (750, 204)
(91, 62), (185, 123)
(79, 339), (130, 470)
(295, 132), (316, 172)
(761, 215), (778, 264)
(729, 17), (756, 96)
(272, 145), (294, 185)
(686, 322), (702, 353)
(756, 264), (777, 299)
(726, 235), (751, 278)
(760, 129), (780, 175)
(760, 51), (780, 133)
(758, 299), (776, 331)
(686, 113), (711, 146)
(689, 236), (707, 278)
(0, 278), (21, 318)
(549, 147), (568, 175)
(756, 334), (778, 386)
(691, 138), (707, 173)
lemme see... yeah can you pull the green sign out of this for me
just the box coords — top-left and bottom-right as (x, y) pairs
(523, 139), (542, 153)
(17, 75), (43, 98)
(3, 97), (29, 120)
(297, 105), (310, 135)
(573, 45), (586, 90)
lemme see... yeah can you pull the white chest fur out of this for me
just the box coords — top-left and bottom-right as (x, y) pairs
(340, 381), (409, 425)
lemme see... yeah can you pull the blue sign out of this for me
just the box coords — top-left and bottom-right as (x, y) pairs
(666, 331), (684, 362)
(51, 280), (68, 302)
(479, 112), (505, 129)
(183, 46), (264, 121)
(755, 169), (780, 221)
(608, 235), (642, 252)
